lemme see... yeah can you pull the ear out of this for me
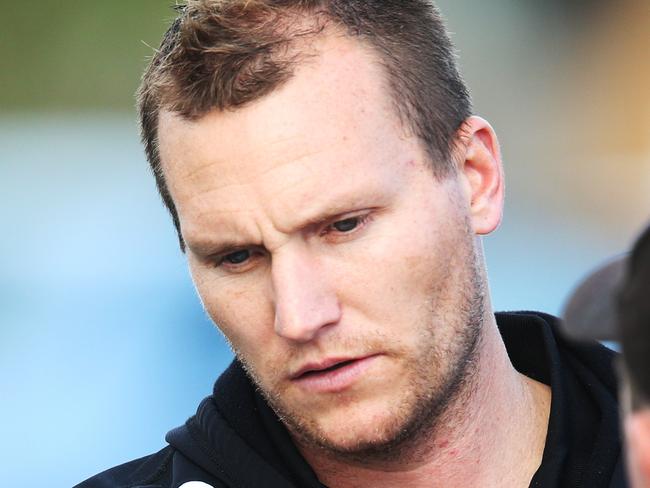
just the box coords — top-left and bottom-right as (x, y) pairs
(453, 116), (504, 235)
(626, 410), (650, 486)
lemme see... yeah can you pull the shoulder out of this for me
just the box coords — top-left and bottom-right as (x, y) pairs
(495, 309), (618, 364)
(74, 446), (175, 488)
(73, 443), (232, 488)
(495, 310), (619, 390)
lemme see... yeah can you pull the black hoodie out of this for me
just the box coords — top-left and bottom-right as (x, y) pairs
(75, 312), (628, 488)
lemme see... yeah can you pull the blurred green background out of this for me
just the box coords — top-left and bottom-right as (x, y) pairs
(0, 1), (172, 112)
(1, 1), (648, 487)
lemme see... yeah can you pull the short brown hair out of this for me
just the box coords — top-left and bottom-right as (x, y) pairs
(137, 0), (472, 249)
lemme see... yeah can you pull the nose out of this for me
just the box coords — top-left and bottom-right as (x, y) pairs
(271, 246), (341, 343)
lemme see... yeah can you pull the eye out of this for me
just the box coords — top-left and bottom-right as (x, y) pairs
(332, 217), (361, 233)
(323, 214), (372, 237)
(214, 247), (266, 272)
(222, 249), (251, 265)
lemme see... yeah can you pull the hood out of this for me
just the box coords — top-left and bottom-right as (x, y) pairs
(167, 312), (625, 488)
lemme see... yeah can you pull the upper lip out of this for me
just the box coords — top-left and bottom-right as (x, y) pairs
(290, 355), (374, 380)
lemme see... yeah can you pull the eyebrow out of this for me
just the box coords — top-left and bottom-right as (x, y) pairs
(186, 188), (384, 257)
(187, 233), (256, 258)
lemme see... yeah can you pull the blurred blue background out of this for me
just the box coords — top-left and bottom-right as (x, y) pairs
(1, 1), (648, 486)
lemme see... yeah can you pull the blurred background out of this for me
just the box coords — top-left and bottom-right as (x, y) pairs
(1, 1), (648, 486)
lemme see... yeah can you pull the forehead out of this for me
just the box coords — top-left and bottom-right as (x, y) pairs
(157, 32), (425, 243)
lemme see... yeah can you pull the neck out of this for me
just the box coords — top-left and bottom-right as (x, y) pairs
(300, 315), (551, 488)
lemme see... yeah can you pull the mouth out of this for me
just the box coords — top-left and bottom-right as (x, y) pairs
(290, 355), (380, 393)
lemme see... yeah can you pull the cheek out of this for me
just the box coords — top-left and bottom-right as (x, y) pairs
(190, 264), (275, 356)
(330, 216), (457, 325)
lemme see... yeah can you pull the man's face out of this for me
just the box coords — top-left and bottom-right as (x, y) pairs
(158, 33), (486, 457)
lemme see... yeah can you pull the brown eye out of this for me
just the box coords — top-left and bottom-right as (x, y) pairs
(223, 249), (251, 265)
(332, 217), (360, 233)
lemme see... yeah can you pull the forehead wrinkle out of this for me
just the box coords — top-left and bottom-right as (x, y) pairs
(174, 157), (316, 226)
(256, 146), (417, 237)
(160, 113), (315, 192)
(182, 207), (259, 249)
(180, 181), (296, 255)
(269, 177), (392, 238)
(176, 143), (326, 207)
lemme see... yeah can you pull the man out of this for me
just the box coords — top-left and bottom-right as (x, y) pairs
(76, 1), (626, 487)
(563, 223), (650, 487)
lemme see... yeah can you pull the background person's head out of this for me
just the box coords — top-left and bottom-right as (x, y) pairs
(619, 226), (650, 487)
(137, 0), (472, 250)
(563, 223), (650, 487)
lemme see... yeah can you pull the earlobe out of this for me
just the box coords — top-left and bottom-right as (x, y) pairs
(454, 116), (504, 235)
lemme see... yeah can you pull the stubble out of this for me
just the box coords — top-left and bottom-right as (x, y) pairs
(238, 226), (487, 465)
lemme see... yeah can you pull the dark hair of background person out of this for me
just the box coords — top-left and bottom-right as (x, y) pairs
(618, 226), (650, 411)
(136, 0), (472, 250)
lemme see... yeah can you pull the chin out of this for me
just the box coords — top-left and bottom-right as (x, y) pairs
(276, 389), (435, 463)
(318, 403), (404, 449)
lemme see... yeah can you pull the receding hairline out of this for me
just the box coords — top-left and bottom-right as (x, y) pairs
(157, 23), (417, 141)
(151, 6), (329, 117)
(154, 16), (417, 142)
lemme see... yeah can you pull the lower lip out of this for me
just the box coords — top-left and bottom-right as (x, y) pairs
(292, 355), (380, 393)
